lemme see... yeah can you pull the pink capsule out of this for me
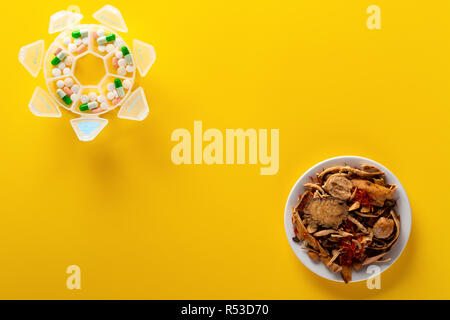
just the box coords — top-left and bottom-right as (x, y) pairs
(112, 98), (121, 105)
(112, 57), (119, 68)
(91, 106), (105, 113)
(77, 44), (87, 53)
(63, 87), (73, 96)
(54, 47), (62, 55)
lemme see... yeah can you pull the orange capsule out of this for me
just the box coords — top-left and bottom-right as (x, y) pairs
(91, 106), (105, 113)
(112, 98), (121, 105)
(92, 31), (98, 41)
(112, 57), (119, 68)
(77, 44), (87, 53)
(54, 47), (62, 55)
(63, 87), (73, 96)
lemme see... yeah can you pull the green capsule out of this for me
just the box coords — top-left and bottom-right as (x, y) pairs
(97, 34), (116, 45)
(56, 51), (67, 61)
(51, 56), (61, 66)
(79, 101), (98, 111)
(62, 95), (73, 105)
(114, 78), (123, 88)
(56, 89), (72, 105)
(121, 46), (130, 56)
(72, 30), (82, 38)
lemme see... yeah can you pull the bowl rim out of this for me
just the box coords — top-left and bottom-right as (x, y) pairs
(284, 155), (412, 283)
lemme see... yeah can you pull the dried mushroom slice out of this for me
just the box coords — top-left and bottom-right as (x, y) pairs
(323, 173), (353, 200)
(373, 217), (395, 239)
(304, 198), (348, 229)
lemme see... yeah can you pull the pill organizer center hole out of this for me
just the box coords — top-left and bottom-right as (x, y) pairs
(73, 54), (106, 86)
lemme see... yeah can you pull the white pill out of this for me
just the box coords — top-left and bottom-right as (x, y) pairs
(74, 38), (82, 46)
(107, 83), (115, 92)
(117, 67), (127, 76)
(118, 58), (127, 67)
(57, 62), (65, 70)
(106, 44), (115, 53)
(126, 65), (134, 73)
(71, 85), (80, 94)
(114, 39), (124, 47)
(113, 90), (118, 98)
(88, 92), (98, 101)
(63, 37), (71, 45)
(52, 68), (62, 77)
(81, 95), (89, 104)
(56, 80), (64, 88)
(63, 67), (71, 75)
(64, 56), (73, 66)
(97, 95), (106, 103)
(106, 92), (115, 100)
(98, 45), (106, 52)
(68, 43), (77, 53)
(122, 79), (132, 90)
(64, 78), (74, 87)
(82, 37), (89, 45)
(70, 94), (79, 101)
(101, 102), (109, 109)
(115, 51), (123, 59)
(97, 29), (104, 37)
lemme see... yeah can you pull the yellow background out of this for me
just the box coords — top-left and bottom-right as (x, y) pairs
(1, 0), (450, 299)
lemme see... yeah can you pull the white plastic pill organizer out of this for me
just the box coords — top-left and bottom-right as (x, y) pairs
(18, 6), (156, 141)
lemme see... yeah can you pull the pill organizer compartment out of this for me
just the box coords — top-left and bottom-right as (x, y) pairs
(46, 76), (80, 110)
(89, 25), (123, 57)
(43, 41), (76, 80)
(60, 25), (91, 57)
(72, 87), (105, 114)
(98, 75), (133, 108)
(105, 49), (135, 77)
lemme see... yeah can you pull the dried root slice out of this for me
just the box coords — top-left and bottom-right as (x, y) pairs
(362, 251), (390, 265)
(294, 190), (313, 215)
(354, 211), (379, 218)
(321, 256), (342, 273)
(385, 210), (400, 248)
(317, 165), (384, 181)
(330, 230), (354, 238)
(307, 224), (318, 233)
(352, 179), (395, 207)
(304, 183), (326, 196)
(313, 229), (338, 237)
(327, 250), (341, 266)
(348, 201), (360, 211)
(307, 251), (320, 261)
(347, 215), (369, 234)
(341, 264), (352, 283)
(360, 231), (373, 245)
(373, 258), (392, 263)
(352, 261), (362, 271)
(292, 212), (319, 251)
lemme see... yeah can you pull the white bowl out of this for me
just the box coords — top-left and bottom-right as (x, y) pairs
(284, 156), (412, 283)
